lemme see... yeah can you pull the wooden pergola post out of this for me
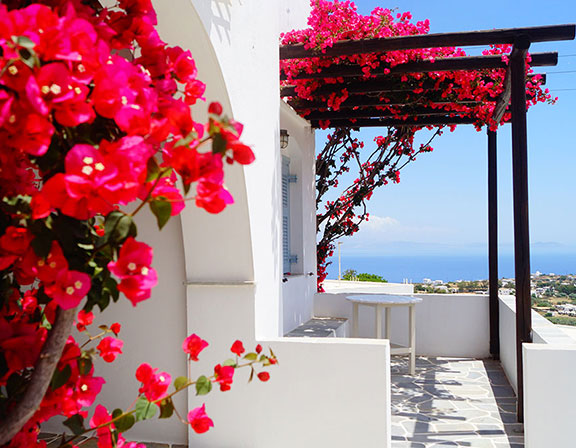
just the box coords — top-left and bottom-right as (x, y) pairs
(510, 37), (533, 423)
(488, 129), (500, 360)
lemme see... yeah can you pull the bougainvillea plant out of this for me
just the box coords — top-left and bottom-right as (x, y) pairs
(280, 0), (555, 290)
(0, 0), (275, 446)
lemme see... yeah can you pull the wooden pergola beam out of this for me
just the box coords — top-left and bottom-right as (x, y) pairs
(281, 52), (557, 81)
(305, 106), (478, 121)
(280, 24), (575, 59)
(289, 94), (486, 111)
(281, 74), (546, 98)
(310, 115), (477, 128)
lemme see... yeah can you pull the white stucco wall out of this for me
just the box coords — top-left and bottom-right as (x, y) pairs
(499, 295), (518, 393)
(498, 295), (576, 394)
(280, 102), (317, 333)
(523, 344), (576, 448)
(316, 293), (490, 357)
(323, 280), (415, 294)
(497, 296), (576, 448)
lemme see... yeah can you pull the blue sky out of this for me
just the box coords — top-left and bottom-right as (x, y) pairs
(317, 0), (576, 257)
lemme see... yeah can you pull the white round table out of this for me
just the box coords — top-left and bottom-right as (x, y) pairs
(346, 294), (422, 375)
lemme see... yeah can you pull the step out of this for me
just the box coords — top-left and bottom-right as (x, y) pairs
(284, 317), (348, 338)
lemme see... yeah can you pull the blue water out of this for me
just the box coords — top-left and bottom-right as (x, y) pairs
(325, 253), (576, 283)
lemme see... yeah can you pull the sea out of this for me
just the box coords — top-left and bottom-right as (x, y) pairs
(325, 253), (576, 283)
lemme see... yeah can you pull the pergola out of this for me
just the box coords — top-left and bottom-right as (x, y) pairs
(280, 24), (576, 422)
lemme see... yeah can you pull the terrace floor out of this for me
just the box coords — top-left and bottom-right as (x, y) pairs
(391, 357), (524, 448)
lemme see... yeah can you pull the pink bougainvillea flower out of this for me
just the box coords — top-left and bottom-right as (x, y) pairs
(110, 322), (122, 335)
(35, 241), (68, 283)
(213, 364), (234, 392)
(0, 227), (33, 270)
(0, 319), (47, 375)
(138, 173), (185, 216)
(90, 405), (114, 448)
(76, 309), (94, 332)
(40, 142), (122, 220)
(0, 227), (33, 255)
(96, 337), (124, 363)
(108, 237), (157, 306)
(208, 101), (223, 115)
(182, 333), (208, 361)
(75, 375), (106, 407)
(255, 344), (263, 354)
(257, 371), (270, 382)
(44, 270), (91, 309)
(230, 340), (245, 356)
(135, 363), (171, 402)
(195, 172), (234, 214)
(188, 404), (214, 434)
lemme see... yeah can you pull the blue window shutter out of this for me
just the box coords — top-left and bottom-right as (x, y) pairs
(281, 156), (298, 273)
(282, 156), (291, 273)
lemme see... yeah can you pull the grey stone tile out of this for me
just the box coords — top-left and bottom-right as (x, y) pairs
(391, 357), (523, 448)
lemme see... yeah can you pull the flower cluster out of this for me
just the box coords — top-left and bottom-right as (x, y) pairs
(0, 0), (257, 446)
(77, 336), (277, 446)
(281, 0), (554, 131)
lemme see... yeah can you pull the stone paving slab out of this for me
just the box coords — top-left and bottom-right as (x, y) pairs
(391, 357), (524, 448)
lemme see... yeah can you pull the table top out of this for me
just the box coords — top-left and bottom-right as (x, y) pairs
(346, 294), (423, 305)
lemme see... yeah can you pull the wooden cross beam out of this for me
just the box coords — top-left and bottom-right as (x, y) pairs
(280, 52), (557, 81)
(280, 24), (575, 59)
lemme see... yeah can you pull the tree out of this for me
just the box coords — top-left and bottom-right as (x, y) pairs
(280, 1), (553, 290)
(0, 1), (274, 446)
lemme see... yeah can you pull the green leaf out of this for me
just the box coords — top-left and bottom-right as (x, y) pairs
(77, 357), (93, 376)
(149, 200), (172, 230)
(112, 409), (136, 433)
(51, 364), (71, 390)
(15, 35), (36, 49)
(212, 132), (227, 155)
(145, 156), (160, 183)
(104, 212), (136, 245)
(243, 352), (258, 361)
(173, 131), (198, 148)
(159, 399), (174, 419)
(103, 276), (119, 302)
(63, 414), (86, 436)
(112, 215), (136, 244)
(174, 376), (188, 391)
(134, 396), (157, 421)
(222, 358), (236, 367)
(195, 375), (212, 396)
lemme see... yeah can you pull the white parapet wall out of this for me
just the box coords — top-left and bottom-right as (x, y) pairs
(494, 296), (576, 448)
(187, 288), (392, 448)
(499, 295), (576, 448)
(254, 338), (391, 448)
(523, 344), (576, 448)
(323, 279), (414, 294)
(498, 295), (576, 393)
(316, 292), (490, 358)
